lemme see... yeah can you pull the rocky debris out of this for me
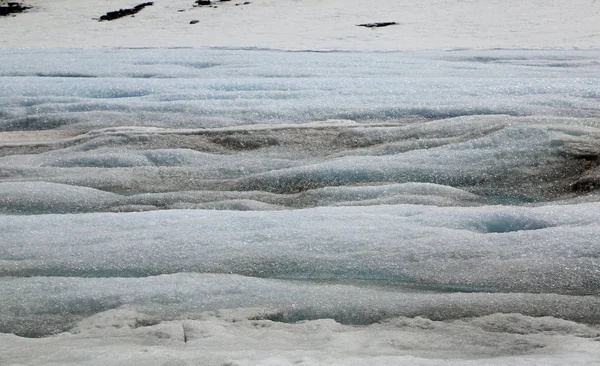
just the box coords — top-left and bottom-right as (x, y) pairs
(357, 22), (398, 28)
(190, 19), (199, 24)
(0, 2), (32, 16)
(98, 2), (153, 21)
(194, 0), (249, 8)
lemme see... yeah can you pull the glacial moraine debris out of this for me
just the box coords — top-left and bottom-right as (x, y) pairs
(357, 22), (398, 28)
(194, 0), (249, 8)
(0, 2), (32, 16)
(98, 2), (153, 21)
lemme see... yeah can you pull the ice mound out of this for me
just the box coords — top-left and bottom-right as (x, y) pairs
(2, 204), (600, 295)
(293, 183), (481, 207)
(0, 181), (120, 214)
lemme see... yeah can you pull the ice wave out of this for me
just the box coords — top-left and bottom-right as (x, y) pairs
(1, 49), (599, 131)
(2, 204), (600, 296)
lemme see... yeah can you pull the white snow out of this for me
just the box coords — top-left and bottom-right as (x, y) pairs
(2, 0), (600, 365)
(1, 0), (600, 50)
(2, 307), (600, 365)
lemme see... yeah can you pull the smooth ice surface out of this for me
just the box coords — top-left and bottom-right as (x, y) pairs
(2, 6), (600, 362)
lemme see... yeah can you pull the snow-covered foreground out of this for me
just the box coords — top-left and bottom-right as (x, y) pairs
(2, 305), (600, 365)
(2, 48), (600, 364)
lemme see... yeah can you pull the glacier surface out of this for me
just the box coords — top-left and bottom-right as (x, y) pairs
(1, 48), (600, 365)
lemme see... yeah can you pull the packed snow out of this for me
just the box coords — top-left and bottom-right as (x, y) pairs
(2, 0), (600, 365)
(1, 0), (600, 50)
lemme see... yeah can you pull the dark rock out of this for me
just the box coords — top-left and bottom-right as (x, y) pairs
(570, 178), (599, 193)
(0, 2), (32, 17)
(98, 2), (153, 22)
(190, 19), (199, 24)
(357, 22), (398, 28)
(195, 0), (211, 5)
